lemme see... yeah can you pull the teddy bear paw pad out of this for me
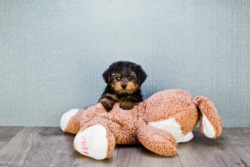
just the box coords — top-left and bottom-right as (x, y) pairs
(73, 124), (108, 160)
(202, 115), (216, 138)
(178, 131), (194, 143)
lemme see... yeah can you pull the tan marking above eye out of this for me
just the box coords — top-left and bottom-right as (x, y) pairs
(130, 72), (136, 76)
(130, 73), (137, 79)
(111, 73), (121, 80)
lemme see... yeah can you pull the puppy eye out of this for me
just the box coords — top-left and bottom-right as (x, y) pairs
(116, 77), (121, 81)
(127, 77), (133, 81)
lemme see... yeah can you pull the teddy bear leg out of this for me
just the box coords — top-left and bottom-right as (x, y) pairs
(194, 96), (223, 138)
(73, 124), (115, 160)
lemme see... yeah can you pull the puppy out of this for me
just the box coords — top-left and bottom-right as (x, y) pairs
(99, 61), (147, 111)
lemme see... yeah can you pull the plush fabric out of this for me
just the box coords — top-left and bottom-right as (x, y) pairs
(61, 89), (222, 160)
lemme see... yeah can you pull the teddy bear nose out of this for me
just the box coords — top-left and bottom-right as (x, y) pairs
(121, 83), (127, 89)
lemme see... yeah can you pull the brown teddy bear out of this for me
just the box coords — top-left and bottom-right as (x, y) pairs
(60, 89), (222, 160)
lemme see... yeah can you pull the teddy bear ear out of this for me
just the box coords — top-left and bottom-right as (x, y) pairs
(102, 69), (111, 84)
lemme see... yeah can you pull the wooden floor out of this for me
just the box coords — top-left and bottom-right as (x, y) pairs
(0, 127), (249, 167)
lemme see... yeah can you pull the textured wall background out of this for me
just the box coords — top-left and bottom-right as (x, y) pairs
(0, 0), (249, 127)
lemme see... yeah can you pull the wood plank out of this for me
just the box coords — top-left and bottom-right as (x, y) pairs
(0, 126), (23, 149)
(0, 127), (249, 167)
(50, 132), (118, 167)
(50, 135), (183, 167)
(177, 128), (249, 167)
(114, 145), (182, 167)
(221, 128), (250, 165)
(0, 127), (64, 167)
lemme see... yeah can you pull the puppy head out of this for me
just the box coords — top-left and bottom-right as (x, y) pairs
(102, 61), (147, 94)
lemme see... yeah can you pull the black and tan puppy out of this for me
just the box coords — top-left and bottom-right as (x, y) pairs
(99, 61), (147, 111)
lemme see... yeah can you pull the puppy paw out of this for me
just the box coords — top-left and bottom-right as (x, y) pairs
(99, 98), (115, 111)
(120, 100), (137, 110)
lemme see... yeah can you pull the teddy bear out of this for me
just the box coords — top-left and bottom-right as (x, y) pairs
(60, 89), (222, 160)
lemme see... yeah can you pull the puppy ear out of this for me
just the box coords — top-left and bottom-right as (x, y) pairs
(102, 69), (111, 84)
(137, 66), (147, 84)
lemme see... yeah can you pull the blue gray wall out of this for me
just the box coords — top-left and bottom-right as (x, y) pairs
(1, 0), (249, 127)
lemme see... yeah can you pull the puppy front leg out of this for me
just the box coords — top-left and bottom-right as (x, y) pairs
(99, 93), (118, 111)
(120, 97), (139, 110)
(99, 98), (115, 111)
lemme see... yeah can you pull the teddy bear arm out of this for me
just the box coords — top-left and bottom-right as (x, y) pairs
(60, 109), (84, 134)
(137, 125), (177, 156)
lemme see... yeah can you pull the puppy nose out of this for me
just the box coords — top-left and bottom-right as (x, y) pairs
(121, 84), (127, 89)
